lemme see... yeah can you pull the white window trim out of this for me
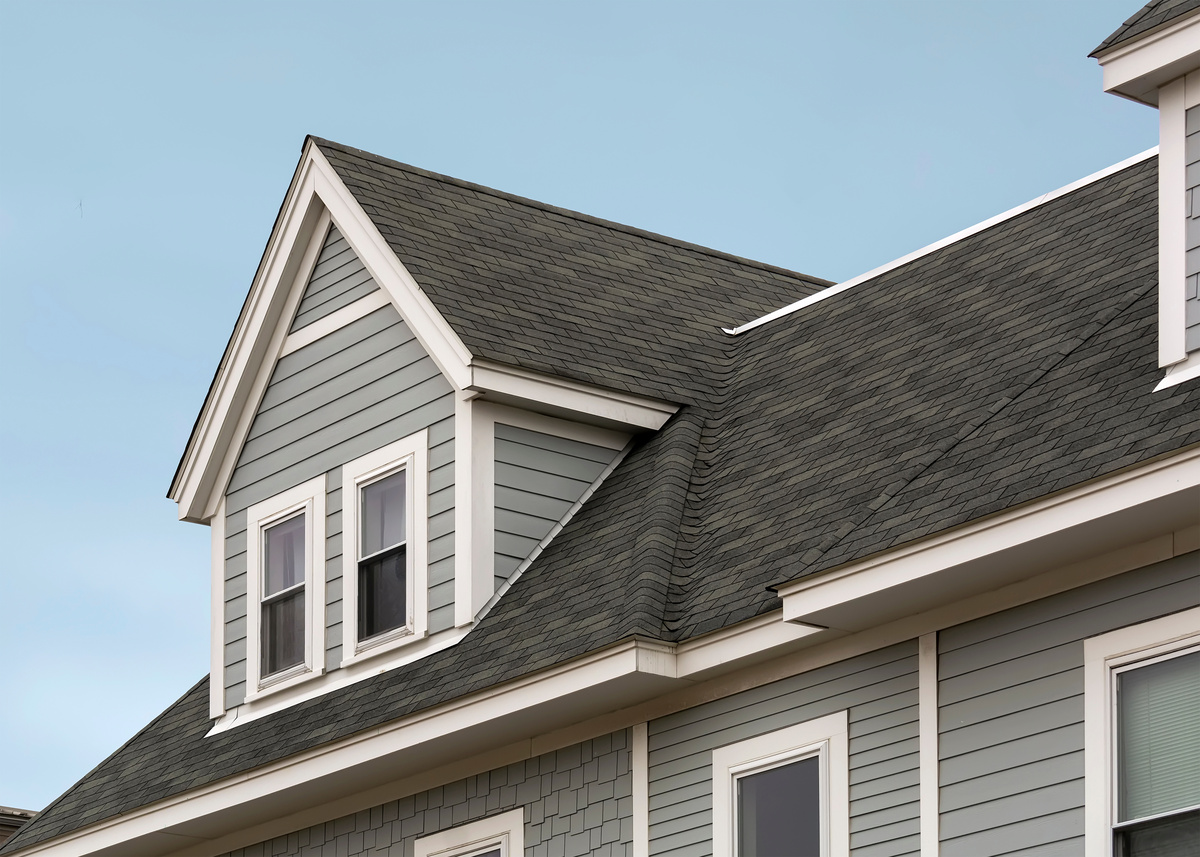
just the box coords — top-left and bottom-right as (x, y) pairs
(244, 475), (327, 702)
(341, 431), (429, 667)
(1084, 606), (1200, 857)
(711, 710), (849, 857)
(414, 807), (524, 857)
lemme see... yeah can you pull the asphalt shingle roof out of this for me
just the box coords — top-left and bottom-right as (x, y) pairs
(1092, 0), (1200, 55)
(7, 147), (1199, 854)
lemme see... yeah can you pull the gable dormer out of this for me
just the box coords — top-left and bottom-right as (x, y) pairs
(171, 139), (676, 728)
(1094, 2), (1200, 387)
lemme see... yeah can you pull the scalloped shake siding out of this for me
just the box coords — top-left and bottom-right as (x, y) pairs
(217, 730), (633, 857)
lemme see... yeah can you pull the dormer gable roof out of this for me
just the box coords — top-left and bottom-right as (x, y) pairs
(168, 137), (829, 523)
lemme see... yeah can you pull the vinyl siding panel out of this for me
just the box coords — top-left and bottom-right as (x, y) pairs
(223, 301), (455, 709)
(1186, 106), (1200, 352)
(937, 550), (1200, 856)
(289, 225), (382, 333)
(493, 423), (617, 588)
(647, 641), (920, 857)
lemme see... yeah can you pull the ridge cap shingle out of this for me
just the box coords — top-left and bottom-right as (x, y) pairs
(308, 135), (834, 292)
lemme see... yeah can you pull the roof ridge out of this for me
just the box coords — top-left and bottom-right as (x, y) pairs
(306, 136), (834, 292)
(772, 275), (1158, 588)
(724, 147), (1159, 336)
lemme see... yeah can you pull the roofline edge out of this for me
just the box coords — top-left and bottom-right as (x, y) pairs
(723, 147), (1159, 336)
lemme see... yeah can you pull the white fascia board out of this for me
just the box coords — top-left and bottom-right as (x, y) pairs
(778, 447), (1200, 628)
(21, 609), (844, 857)
(469, 359), (677, 431)
(725, 149), (1159, 337)
(1097, 11), (1200, 106)
(305, 146), (474, 389)
(171, 157), (329, 522)
(13, 639), (680, 857)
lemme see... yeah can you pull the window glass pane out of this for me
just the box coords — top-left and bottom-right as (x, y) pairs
(359, 546), (407, 641)
(261, 589), (305, 676)
(737, 754), (820, 857)
(362, 470), (405, 557)
(1117, 809), (1200, 857)
(1118, 650), (1200, 821)
(264, 513), (305, 596)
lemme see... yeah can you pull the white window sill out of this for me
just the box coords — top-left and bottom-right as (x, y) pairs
(244, 662), (323, 704)
(340, 624), (427, 670)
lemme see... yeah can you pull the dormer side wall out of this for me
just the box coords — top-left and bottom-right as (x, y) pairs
(221, 225), (456, 711)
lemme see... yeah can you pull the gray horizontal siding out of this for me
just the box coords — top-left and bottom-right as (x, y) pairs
(289, 224), (381, 333)
(647, 641), (920, 857)
(937, 550), (1200, 856)
(217, 729), (633, 857)
(494, 424), (616, 588)
(223, 302), (454, 709)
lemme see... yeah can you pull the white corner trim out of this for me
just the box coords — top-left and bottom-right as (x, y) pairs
(724, 148), (1159, 336)
(469, 359), (677, 431)
(414, 807), (524, 857)
(778, 446), (1200, 622)
(710, 711), (849, 857)
(278, 290), (392, 358)
(455, 391), (484, 627)
(242, 475), (327, 704)
(1155, 350), (1200, 389)
(632, 723), (649, 857)
(1096, 10), (1200, 105)
(1159, 77), (1188, 368)
(918, 633), (938, 857)
(339, 432), (430, 669)
(1083, 607), (1200, 857)
(208, 499), (226, 720)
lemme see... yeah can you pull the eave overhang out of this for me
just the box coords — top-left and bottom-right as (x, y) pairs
(777, 446), (1200, 632)
(1094, 9), (1200, 106)
(168, 140), (677, 524)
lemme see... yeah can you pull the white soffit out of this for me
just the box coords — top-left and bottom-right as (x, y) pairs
(724, 148), (1159, 336)
(1095, 10), (1200, 106)
(777, 447), (1200, 631)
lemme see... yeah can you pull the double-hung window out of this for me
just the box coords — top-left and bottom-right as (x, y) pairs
(711, 711), (849, 857)
(341, 432), (428, 665)
(1085, 607), (1200, 857)
(244, 475), (326, 698)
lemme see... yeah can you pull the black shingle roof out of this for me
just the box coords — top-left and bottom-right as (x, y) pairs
(7, 147), (1199, 854)
(1092, 0), (1200, 55)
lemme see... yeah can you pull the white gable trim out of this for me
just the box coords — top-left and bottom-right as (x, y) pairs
(1096, 9), (1200, 106)
(170, 141), (676, 523)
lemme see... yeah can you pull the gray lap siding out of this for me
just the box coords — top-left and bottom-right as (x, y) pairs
(648, 641), (921, 857)
(936, 549), (1200, 856)
(217, 730), (633, 857)
(222, 299), (455, 710)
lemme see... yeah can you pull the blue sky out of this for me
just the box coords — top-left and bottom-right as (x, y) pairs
(0, 0), (1153, 812)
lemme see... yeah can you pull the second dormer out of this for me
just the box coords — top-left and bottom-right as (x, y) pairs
(170, 138), (681, 730)
(1094, 2), (1200, 387)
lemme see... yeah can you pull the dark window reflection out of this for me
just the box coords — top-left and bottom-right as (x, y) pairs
(737, 754), (820, 857)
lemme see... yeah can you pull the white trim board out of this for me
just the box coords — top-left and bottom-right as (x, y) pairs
(26, 526), (1196, 857)
(724, 148), (1159, 336)
(1082, 607), (1200, 857)
(778, 445), (1200, 629)
(1095, 9), (1200, 106)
